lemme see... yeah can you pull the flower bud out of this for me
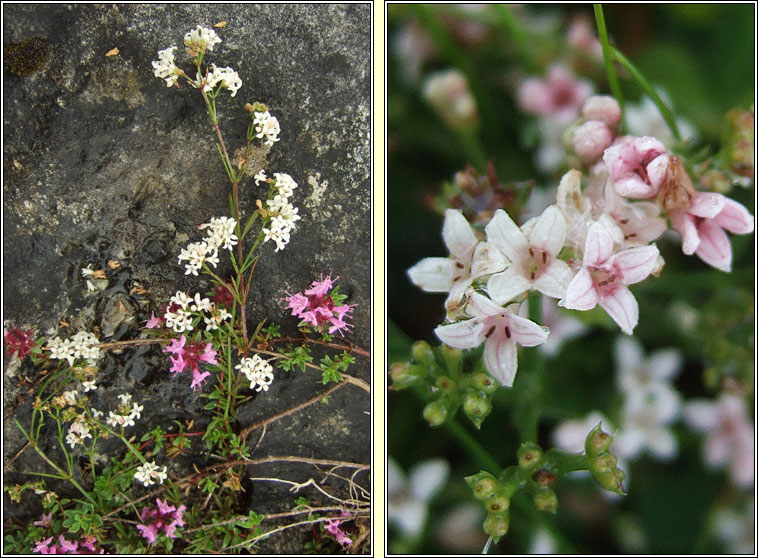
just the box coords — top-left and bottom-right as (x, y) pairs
(463, 390), (491, 422)
(423, 400), (448, 426)
(411, 341), (435, 365)
(389, 361), (415, 388)
(435, 375), (456, 393)
(517, 442), (543, 470)
(592, 454), (618, 474)
(572, 120), (613, 163)
(473, 477), (498, 500)
(423, 69), (479, 132)
(483, 511), (509, 538)
(585, 423), (612, 456)
(470, 372), (498, 394)
(594, 467), (626, 495)
(486, 492), (510, 514)
(582, 95), (621, 129)
(532, 489), (558, 513)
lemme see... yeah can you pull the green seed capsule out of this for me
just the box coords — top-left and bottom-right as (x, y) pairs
(435, 375), (456, 392)
(532, 489), (558, 513)
(411, 341), (435, 364)
(486, 493), (510, 513)
(423, 400), (447, 426)
(463, 391), (491, 418)
(483, 512), (509, 538)
(473, 477), (497, 500)
(470, 372), (498, 394)
(517, 441), (543, 469)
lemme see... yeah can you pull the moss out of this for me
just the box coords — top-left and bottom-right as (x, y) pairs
(4, 36), (51, 77)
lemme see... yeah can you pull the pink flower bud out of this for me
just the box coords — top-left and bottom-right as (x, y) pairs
(572, 120), (613, 162)
(582, 95), (621, 130)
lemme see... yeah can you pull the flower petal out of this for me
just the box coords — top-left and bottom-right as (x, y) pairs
(561, 268), (598, 311)
(434, 320), (484, 350)
(442, 209), (478, 262)
(409, 458), (450, 502)
(613, 244), (659, 285)
(487, 267), (530, 305)
(646, 427), (678, 460)
(407, 258), (455, 292)
(713, 197), (755, 235)
(646, 349), (683, 382)
(466, 291), (503, 319)
(688, 192), (726, 219)
(530, 205), (567, 256)
(599, 286), (638, 335)
(483, 335), (518, 386)
(583, 221), (614, 265)
(695, 220), (732, 272)
(485, 209), (528, 262)
(669, 211), (700, 255)
(471, 241), (507, 278)
(507, 313), (550, 347)
(682, 400), (719, 431)
(533, 259), (573, 299)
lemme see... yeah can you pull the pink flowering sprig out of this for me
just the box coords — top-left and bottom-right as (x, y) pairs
(285, 274), (356, 338)
(163, 335), (219, 390)
(136, 498), (187, 547)
(4, 325), (40, 360)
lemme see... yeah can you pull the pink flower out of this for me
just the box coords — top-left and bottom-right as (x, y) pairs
(4, 326), (37, 359)
(136, 523), (159, 545)
(33, 511), (53, 528)
(285, 273), (357, 336)
(572, 120), (614, 163)
(435, 292), (549, 387)
(143, 311), (163, 329)
(323, 518), (352, 548)
(517, 64), (593, 123)
(137, 498), (186, 545)
(581, 95), (621, 130)
(169, 353), (186, 376)
(561, 221), (659, 334)
(485, 206), (573, 304)
(32, 537), (53, 554)
(603, 136), (669, 198)
(190, 369), (211, 390)
(57, 535), (78, 553)
(163, 335), (217, 390)
(165, 335), (186, 355)
(684, 393), (754, 488)
(668, 191), (754, 272)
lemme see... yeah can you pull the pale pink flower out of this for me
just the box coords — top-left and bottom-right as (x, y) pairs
(33, 511), (53, 528)
(143, 311), (163, 329)
(517, 64), (593, 124)
(567, 16), (603, 61)
(614, 336), (682, 397)
(572, 120), (614, 163)
(408, 209), (505, 318)
(614, 384), (681, 460)
(435, 292), (548, 386)
(32, 537), (53, 553)
(603, 136), (669, 198)
(485, 206), (573, 304)
(581, 95), (621, 130)
(560, 221), (659, 334)
(668, 191), (754, 272)
(683, 393), (754, 488)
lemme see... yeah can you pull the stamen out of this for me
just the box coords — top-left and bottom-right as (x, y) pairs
(485, 326), (496, 338)
(505, 326), (511, 339)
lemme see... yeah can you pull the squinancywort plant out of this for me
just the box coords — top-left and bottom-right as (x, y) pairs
(390, 5), (754, 550)
(5, 24), (368, 554)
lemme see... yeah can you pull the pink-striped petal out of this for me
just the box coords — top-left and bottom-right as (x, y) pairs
(434, 319), (485, 350)
(442, 209), (478, 262)
(669, 211), (699, 255)
(466, 291), (504, 319)
(533, 259), (573, 299)
(507, 313), (550, 347)
(695, 220), (732, 272)
(688, 192), (726, 219)
(483, 335), (518, 387)
(561, 268), (598, 311)
(613, 244), (659, 285)
(598, 286), (638, 335)
(583, 221), (614, 265)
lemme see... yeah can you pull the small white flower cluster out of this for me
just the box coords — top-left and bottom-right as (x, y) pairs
(105, 393), (143, 429)
(178, 216), (238, 276)
(134, 460), (168, 487)
(263, 173), (301, 252)
(62, 390), (79, 405)
(163, 290), (231, 333)
(184, 25), (222, 55)
(235, 354), (274, 392)
(66, 419), (92, 449)
(203, 64), (242, 97)
(253, 111), (281, 146)
(47, 331), (102, 367)
(152, 46), (181, 87)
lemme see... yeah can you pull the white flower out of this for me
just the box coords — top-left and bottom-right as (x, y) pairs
(164, 307), (194, 333)
(66, 420), (92, 449)
(388, 457), (449, 538)
(178, 241), (218, 276)
(614, 384), (681, 460)
(48, 337), (76, 367)
(254, 170), (268, 186)
(189, 293), (213, 313)
(203, 64), (242, 97)
(204, 308), (232, 331)
(134, 461), (168, 487)
(152, 46), (181, 87)
(184, 25), (221, 55)
(200, 216), (238, 251)
(273, 173), (297, 197)
(81, 380), (97, 392)
(407, 209), (506, 319)
(71, 331), (101, 361)
(91, 408), (103, 419)
(118, 393), (132, 406)
(129, 403), (144, 420)
(62, 390), (79, 405)
(263, 218), (292, 252)
(254, 111), (281, 145)
(235, 355), (274, 392)
(614, 337), (682, 398)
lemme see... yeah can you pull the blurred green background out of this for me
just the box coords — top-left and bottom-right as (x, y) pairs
(387, 4), (754, 554)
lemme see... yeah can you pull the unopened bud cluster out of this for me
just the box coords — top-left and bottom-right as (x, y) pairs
(390, 341), (498, 428)
(585, 422), (626, 495)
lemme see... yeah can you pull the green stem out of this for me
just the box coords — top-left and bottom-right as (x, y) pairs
(444, 417), (501, 474)
(610, 46), (683, 142)
(593, 4), (626, 134)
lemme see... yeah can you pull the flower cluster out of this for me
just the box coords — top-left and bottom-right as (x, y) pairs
(163, 335), (218, 390)
(286, 273), (355, 336)
(184, 24), (221, 57)
(136, 498), (187, 545)
(262, 173), (301, 251)
(235, 354), (274, 392)
(46, 331), (102, 367)
(65, 418), (92, 449)
(3, 325), (37, 359)
(177, 216), (238, 276)
(323, 514), (353, 548)
(154, 290), (231, 334)
(408, 95), (754, 387)
(134, 460), (168, 487)
(32, 534), (103, 554)
(203, 63), (242, 97)
(151, 46), (182, 87)
(253, 110), (281, 145)
(105, 393), (144, 429)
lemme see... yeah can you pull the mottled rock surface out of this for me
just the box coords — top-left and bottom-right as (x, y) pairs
(3, 4), (371, 553)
